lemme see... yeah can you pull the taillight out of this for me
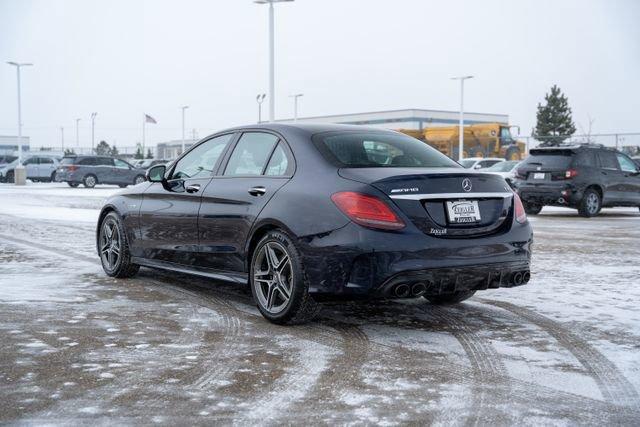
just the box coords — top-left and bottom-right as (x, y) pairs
(68, 165), (78, 172)
(331, 191), (405, 230)
(565, 169), (578, 179)
(513, 192), (527, 224)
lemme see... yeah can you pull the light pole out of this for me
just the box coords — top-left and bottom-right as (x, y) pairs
(181, 106), (189, 155)
(75, 118), (81, 148)
(451, 75), (474, 161)
(256, 93), (266, 123)
(60, 127), (64, 151)
(90, 112), (97, 153)
(6, 61), (32, 185)
(255, 0), (294, 122)
(289, 93), (303, 122)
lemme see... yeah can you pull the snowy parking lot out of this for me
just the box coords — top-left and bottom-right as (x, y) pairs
(0, 183), (639, 425)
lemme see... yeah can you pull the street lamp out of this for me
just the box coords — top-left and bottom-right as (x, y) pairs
(451, 75), (474, 161)
(256, 93), (266, 123)
(181, 106), (189, 155)
(75, 118), (81, 148)
(289, 93), (303, 122)
(90, 112), (97, 153)
(6, 61), (33, 185)
(254, 0), (294, 122)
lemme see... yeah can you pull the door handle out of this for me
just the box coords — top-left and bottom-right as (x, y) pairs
(248, 186), (266, 196)
(186, 184), (200, 193)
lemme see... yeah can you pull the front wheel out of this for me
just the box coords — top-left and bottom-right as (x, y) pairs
(133, 175), (146, 185)
(250, 230), (320, 325)
(425, 290), (476, 305)
(578, 189), (601, 217)
(83, 174), (97, 188)
(523, 202), (542, 215)
(98, 212), (139, 278)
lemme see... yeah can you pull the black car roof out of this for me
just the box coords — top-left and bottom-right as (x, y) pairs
(216, 122), (400, 136)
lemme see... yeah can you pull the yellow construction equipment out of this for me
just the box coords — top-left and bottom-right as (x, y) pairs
(398, 123), (525, 160)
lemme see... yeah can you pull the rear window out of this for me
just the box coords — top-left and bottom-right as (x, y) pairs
(314, 132), (460, 168)
(60, 157), (77, 165)
(523, 150), (573, 168)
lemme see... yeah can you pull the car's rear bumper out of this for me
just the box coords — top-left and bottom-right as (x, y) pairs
(298, 221), (532, 297)
(514, 181), (583, 207)
(55, 170), (80, 182)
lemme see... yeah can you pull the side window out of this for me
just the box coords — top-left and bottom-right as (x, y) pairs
(616, 153), (638, 172)
(78, 158), (95, 166)
(23, 157), (38, 165)
(224, 132), (279, 176)
(40, 157), (53, 164)
(598, 152), (619, 170)
(265, 143), (292, 176)
(97, 158), (114, 166)
(114, 159), (130, 169)
(575, 151), (596, 167)
(172, 133), (233, 179)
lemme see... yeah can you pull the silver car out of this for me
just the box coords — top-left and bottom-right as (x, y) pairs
(0, 154), (61, 183)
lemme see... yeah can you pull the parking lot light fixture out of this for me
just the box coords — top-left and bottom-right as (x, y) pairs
(181, 106), (189, 155)
(254, 0), (294, 123)
(75, 118), (81, 148)
(451, 75), (474, 161)
(90, 112), (97, 153)
(289, 93), (303, 122)
(6, 61), (33, 185)
(256, 93), (266, 123)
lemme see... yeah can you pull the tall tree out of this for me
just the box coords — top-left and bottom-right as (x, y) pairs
(134, 143), (144, 159)
(146, 148), (153, 159)
(533, 85), (576, 146)
(110, 144), (119, 156)
(94, 140), (111, 155)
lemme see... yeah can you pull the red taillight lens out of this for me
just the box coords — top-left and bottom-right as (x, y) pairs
(513, 192), (527, 224)
(565, 169), (578, 179)
(68, 165), (78, 172)
(331, 191), (405, 230)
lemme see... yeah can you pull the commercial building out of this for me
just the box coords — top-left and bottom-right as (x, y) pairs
(277, 108), (508, 130)
(0, 135), (30, 155)
(155, 139), (197, 160)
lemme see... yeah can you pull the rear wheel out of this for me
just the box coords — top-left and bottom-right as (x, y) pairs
(250, 230), (320, 325)
(83, 174), (97, 188)
(578, 188), (601, 217)
(5, 171), (14, 183)
(425, 290), (476, 305)
(506, 146), (521, 161)
(133, 175), (146, 185)
(98, 212), (139, 278)
(50, 171), (57, 182)
(523, 202), (542, 215)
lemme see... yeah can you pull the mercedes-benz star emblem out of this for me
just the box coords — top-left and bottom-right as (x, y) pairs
(462, 178), (472, 192)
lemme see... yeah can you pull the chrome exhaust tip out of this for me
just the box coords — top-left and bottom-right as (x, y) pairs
(394, 284), (410, 298)
(557, 198), (566, 204)
(411, 282), (427, 297)
(522, 271), (531, 283)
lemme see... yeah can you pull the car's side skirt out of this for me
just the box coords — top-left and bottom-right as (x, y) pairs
(131, 256), (248, 284)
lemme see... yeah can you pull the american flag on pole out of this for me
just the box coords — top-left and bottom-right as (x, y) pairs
(144, 114), (157, 124)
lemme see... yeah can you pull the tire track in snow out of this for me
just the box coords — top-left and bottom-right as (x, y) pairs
(480, 299), (640, 409)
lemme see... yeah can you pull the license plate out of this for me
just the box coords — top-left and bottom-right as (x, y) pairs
(446, 200), (481, 224)
(533, 172), (545, 179)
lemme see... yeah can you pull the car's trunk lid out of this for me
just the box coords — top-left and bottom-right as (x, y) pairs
(339, 167), (515, 238)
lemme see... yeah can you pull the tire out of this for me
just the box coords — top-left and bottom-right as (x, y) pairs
(505, 146), (521, 161)
(250, 230), (320, 325)
(5, 171), (14, 183)
(50, 171), (56, 182)
(425, 290), (476, 305)
(98, 212), (140, 278)
(523, 202), (542, 215)
(68, 182), (79, 188)
(133, 175), (146, 185)
(83, 174), (97, 188)
(119, 184), (127, 188)
(578, 188), (601, 217)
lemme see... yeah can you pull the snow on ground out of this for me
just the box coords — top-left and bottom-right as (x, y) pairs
(0, 183), (639, 425)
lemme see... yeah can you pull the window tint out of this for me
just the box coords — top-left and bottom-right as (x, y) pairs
(40, 157), (54, 164)
(616, 153), (637, 172)
(524, 151), (573, 168)
(479, 160), (501, 168)
(315, 132), (460, 168)
(61, 157), (76, 165)
(23, 157), (37, 165)
(575, 151), (596, 167)
(224, 132), (279, 176)
(598, 151), (619, 169)
(265, 143), (291, 176)
(459, 159), (476, 168)
(172, 133), (233, 179)
(97, 157), (114, 166)
(114, 159), (130, 169)
(78, 157), (96, 166)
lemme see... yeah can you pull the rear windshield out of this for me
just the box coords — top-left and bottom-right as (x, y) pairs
(459, 159), (476, 168)
(60, 157), (77, 165)
(523, 151), (573, 168)
(313, 131), (460, 168)
(486, 161), (519, 172)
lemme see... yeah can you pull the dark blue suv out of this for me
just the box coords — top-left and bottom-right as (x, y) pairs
(55, 156), (146, 188)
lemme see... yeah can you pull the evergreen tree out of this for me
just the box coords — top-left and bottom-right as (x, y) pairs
(63, 148), (76, 156)
(134, 143), (144, 159)
(94, 140), (111, 155)
(146, 148), (153, 159)
(110, 145), (119, 156)
(533, 85), (576, 146)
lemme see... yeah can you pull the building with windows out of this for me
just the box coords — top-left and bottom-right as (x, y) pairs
(277, 108), (508, 130)
(0, 135), (30, 155)
(155, 139), (197, 160)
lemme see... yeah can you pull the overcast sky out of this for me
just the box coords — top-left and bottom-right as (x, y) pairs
(1, 0), (639, 150)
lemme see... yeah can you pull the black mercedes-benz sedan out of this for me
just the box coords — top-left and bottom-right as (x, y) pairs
(97, 124), (533, 324)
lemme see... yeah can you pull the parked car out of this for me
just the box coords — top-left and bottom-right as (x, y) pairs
(484, 160), (521, 186)
(96, 124), (532, 324)
(55, 155), (146, 188)
(512, 144), (640, 217)
(0, 154), (61, 183)
(135, 159), (169, 169)
(632, 156), (640, 167)
(459, 157), (505, 170)
(0, 155), (18, 167)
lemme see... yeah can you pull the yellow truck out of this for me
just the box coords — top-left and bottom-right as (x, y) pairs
(398, 123), (525, 160)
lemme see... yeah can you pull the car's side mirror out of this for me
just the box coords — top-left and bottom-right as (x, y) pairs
(146, 164), (166, 183)
(474, 164), (482, 170)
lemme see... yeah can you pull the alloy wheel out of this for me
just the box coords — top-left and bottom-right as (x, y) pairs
(134, 176), (145, 185)
(85, 175), (96, 187)
(100, 218), (121, 271)
(586, 193), (599, 214)
(253, 241), (293, 314)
